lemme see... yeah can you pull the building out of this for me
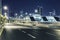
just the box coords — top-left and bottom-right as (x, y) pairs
(0, 0), (2, 14)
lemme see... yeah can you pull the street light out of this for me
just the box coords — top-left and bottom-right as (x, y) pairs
(15, 13), (18, 19)
(4, 12), (8, 19)
(25, 12), (28, 15)
(29, 13), (32, 16)
(3, 6), (9, 19)
(3, 6), (8, 10)
(4, 12), (7, 16)
(15, 13), (17, 16)
(35, 9), (38, 13)
(15, 13), (18, 22)
(20, 15), (23, 17)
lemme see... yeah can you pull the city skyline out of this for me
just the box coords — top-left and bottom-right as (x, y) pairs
(2, 0), (60, 16)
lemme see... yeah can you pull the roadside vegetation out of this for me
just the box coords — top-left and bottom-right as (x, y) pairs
(0, 14), (6, 36)
(0, 14), (6, 26)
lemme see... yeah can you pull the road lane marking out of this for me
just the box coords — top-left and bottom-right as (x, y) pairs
(27, 34), (36, 38)
(22, 31), (26, 33)
(46, 32), (56, 36)
(21, 30), (36, 38)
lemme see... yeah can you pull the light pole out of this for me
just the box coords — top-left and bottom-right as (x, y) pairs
(15, 13), (17, 22)
(4, 12), (8, 19)
(20, 11), (23, 18)
(3, 6), (9, 23)
(25, 12), (28, 21)
(3, 6), (9, 19)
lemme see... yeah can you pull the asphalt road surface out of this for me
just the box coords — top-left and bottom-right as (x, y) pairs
(0, 28), (59, 40)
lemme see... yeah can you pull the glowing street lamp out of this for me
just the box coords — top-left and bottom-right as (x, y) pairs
(15, 13), (17, 16)
(4, 12), (7, 16)
(3, 6), (9, 19)
(15, 13), (18, 22)
(20, 15), (23, 17)
(25, 12), (28, 15)
(3, 6), (8, 10)
(29, 13), (32, 16)
(15, 13), (18, 19)
(35, 9), (38, 13)
(4, 12), (8, 19)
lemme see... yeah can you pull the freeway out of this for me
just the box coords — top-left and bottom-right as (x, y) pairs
(0, 28), (59, 40)
(0, 23), (60, 40)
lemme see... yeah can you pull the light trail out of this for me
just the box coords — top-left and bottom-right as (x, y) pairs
(4, 26), (30, 29)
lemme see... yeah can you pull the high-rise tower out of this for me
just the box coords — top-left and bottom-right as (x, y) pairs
(37, 6), (43, 15)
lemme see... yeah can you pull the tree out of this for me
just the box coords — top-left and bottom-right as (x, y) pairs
(0, 14), (6, 26)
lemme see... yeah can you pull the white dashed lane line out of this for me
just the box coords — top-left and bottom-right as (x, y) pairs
(27, 34), (36, 38)
(46, 32), (56, 36)
(22, 31), (26, 33)
(21, 31), (36, 38)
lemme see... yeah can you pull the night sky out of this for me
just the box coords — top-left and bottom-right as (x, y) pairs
(2, 0), (60, 16)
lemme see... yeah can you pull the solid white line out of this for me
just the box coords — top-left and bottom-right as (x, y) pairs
(27, 34), (36, 38)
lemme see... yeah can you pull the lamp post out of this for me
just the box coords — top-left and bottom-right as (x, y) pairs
(3, 6), (9, 23)
(4, 12), (8, 19)
(15, 13), (17, 22)
(25, 12), (28, 21)
(15, 13), (17, 19)
(3, 6), (8, 10)
(3, 6), (9, 19)
(20, 11), (23, 18)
